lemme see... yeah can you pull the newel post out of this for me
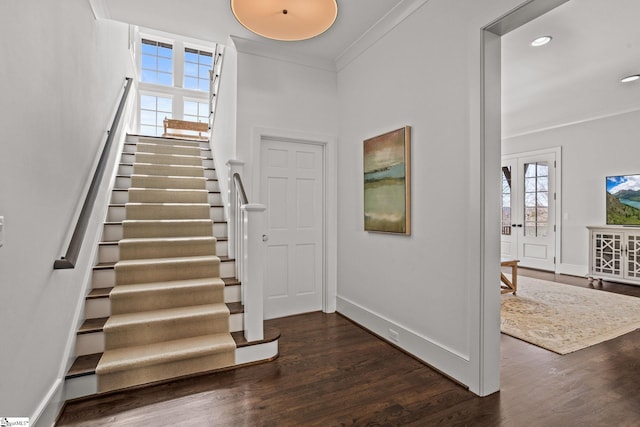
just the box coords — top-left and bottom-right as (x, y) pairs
(226, 160), (244, 259)
(242, 203), (266, 342)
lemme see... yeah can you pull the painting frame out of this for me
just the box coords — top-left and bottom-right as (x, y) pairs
(363, 126), (411, 235)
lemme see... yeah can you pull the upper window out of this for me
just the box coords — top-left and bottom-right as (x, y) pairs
(184, 100), (209, 124)
(141, 39), (173, 86)
(184, 47), (213, 92)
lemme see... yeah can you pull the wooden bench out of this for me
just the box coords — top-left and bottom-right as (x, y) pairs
(501, 257), (519, 295)
(163, 118), (209, 141)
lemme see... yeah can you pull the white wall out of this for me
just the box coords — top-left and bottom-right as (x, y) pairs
(503, 110), (640, 274)
(335, 0), (530, 394)
(233, 38), (339, 201)
(0, 0), (133, 421)
(209, 38), (238, 210)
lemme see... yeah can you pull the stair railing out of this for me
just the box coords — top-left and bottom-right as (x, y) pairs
(228, 163), (266, 342)
(54, 77), (133, 269)
(208, 45), (224, 133)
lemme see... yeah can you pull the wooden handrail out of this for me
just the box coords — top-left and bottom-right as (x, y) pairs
(54, 77), (133, 269)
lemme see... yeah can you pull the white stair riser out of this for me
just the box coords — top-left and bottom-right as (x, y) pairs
(86, 298), (110, 318)
(224, 284), (241, 303)
(106, 206), (224, 222)
(221, 261), (235, 278)
(111, 191), (222, 205)
(75, 313), (243, 356)
(92, 269), (115, 289)
(76, 332), (104, 356)
(65, 372), (98, 401)
(98, 240), (228, 263)
(66, 339), (277, 400)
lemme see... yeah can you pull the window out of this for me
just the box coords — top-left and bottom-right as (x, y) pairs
(141, 39), (173, 86)
(184, 47), (213, 92)
(523, 162), (549, 237)
(184, 100), (209, 124)
(501, 166), (512, 236)
(140, 94), (172, 136)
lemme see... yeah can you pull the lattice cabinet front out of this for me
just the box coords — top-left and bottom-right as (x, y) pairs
(626, 232), (640, 279)
(588, 226), (640, 286)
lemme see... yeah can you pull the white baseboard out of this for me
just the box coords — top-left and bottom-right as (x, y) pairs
(557, 263), (588, 277)
(336, 295), (471, 388)
(31, 379), (62, 427)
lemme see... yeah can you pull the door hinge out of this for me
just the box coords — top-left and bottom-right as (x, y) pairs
(554, 224), (556, 232)
(553, 256), (556, 264)
(554, 160), (556, 168)
(554, 192), (556, 200)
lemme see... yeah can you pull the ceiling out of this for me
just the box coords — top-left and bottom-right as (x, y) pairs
(101, 0), (640, 137)
(502, 0), (640, 137)
(102, 0), (407, 62)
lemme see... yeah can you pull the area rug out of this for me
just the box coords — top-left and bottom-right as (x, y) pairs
(500, 275), (640, 354)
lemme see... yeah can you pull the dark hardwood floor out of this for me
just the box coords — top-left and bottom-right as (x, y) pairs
(57, 270), (640, 426)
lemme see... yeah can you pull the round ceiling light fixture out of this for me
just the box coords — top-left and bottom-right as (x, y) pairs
(620, 74), (640, 83)
(231, 0), (338, 41)
(530, 36), (552, 47)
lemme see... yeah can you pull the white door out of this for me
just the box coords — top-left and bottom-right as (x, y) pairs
(501, 151), (557, 270)
(260, 138), (324, 319)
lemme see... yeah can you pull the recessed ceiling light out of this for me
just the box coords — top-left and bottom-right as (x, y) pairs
(531, 36), (552, 47)
(620, 74), (640, 83)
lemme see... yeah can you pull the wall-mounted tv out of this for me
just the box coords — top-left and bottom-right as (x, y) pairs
(606, 174), (640, 226)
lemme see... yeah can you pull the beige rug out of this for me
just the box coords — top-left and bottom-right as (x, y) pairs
(501, 275), (640, 354)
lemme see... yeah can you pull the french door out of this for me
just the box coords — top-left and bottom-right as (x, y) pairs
(501, 149), (558, 271)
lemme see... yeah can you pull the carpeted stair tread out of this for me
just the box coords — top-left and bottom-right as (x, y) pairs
(130, 174), (206, 189)
(135, 136), (202, 147)
(128, 188), (208, 204)
(125, 202), (211, 220)
(133, 163), (204, 178)
(96, 333), (236, 375)
(136, 142), (201, 156)
(103, 303), (230, 349)
(115, 255), (220, 285)
(122, 219), (214, 238)
(110, 278), (225, 314)
(119, 236), (217, 260)
(105, 303), (229, 330)
(135, 152), (203, 166)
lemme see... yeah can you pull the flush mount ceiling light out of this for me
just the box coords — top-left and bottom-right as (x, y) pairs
(530, 36), (552, 47)
(231, 0), (338, 41)
(620, 74), (640, 83)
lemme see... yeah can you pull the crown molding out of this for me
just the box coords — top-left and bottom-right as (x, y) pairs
(230, 36), (337, 72)
(335, 0), (431, 71)
(88, 0), (112, 20)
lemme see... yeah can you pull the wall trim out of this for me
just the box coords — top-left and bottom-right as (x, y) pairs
(230, 36), (336, 72)
(337, 296), (471, 387)
(335, 0), (431, 71)
(558, 262), (588, 277)
(88, 0), (111, 20)
(31, 378), (62, 426)
(504, 107), (640, 140)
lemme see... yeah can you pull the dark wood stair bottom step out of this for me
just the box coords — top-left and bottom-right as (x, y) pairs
(66, 326), (280, 379)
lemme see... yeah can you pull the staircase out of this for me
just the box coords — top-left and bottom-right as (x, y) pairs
(65, 134), (278, 399)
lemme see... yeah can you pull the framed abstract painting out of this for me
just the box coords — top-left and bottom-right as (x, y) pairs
(363, 126), (411, 235)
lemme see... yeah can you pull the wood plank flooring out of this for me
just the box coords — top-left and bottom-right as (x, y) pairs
(56, 270), (640, 426)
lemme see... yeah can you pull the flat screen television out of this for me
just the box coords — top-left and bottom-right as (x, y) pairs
(606, 174), (640, 226)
